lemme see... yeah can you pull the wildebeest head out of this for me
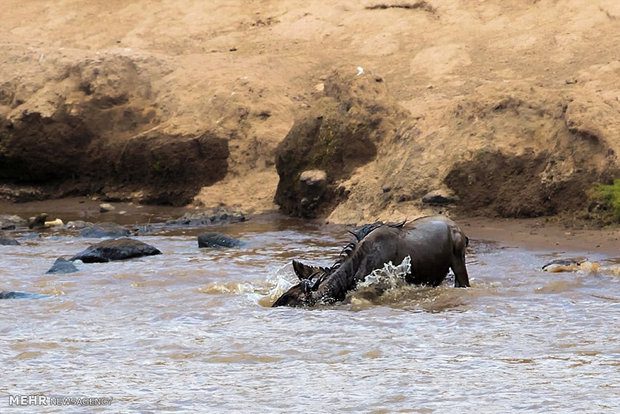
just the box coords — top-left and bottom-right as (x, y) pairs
(271, 260), (328, 307)
(272, 221), (406, 307)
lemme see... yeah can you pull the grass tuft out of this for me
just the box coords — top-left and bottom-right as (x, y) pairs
(592, 179), (620, 221)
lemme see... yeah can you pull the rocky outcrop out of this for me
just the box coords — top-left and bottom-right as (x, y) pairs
(442, 87), (619, 218)
(103, 131), (229, 205)
(0, 53), (229, 205)
(274, 70), (407, 218)
(326, 81), (620, 223)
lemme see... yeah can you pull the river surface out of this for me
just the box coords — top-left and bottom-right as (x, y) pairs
(1, 208), (620, 413)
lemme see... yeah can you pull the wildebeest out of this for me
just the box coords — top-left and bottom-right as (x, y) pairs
(272, 215), (470, 307)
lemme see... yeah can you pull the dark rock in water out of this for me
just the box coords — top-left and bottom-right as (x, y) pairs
(167, 207), (246, 227)
(80, 222), (130, 238)
(70, 238), (162, 263)
(198, 232), (244, 248)
(0, 291), (48, 299)
(1, 214), (27, 230)
(46, 257), (79, 274)
(28, 213), (48, 229)
(0, 234), (20, 245)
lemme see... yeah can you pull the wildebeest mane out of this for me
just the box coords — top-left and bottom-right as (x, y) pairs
(296, 221), (407, 289)
(332, 220), (406, 271)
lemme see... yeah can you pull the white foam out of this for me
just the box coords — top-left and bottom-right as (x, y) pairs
(253, 263), (297, 306)
(356, 255), (412, 292)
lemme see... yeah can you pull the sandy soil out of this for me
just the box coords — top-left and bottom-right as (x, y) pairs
(1, 0), (619, 225)
(460, 216), (620, 256)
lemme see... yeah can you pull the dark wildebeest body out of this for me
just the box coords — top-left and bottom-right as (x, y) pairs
(272, 215), (469, 307)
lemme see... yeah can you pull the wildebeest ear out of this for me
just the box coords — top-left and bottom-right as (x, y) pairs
(292, 260), (321, 280)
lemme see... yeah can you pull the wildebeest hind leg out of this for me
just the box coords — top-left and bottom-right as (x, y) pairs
(451, 251), (470, 287)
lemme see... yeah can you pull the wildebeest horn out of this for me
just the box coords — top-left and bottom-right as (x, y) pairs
(292, 260), (310, 280)
(310, 276), (323, 290)
(292, 260), (325, 281)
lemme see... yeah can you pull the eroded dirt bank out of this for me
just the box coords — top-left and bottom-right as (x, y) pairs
(1, 0), (619, 223)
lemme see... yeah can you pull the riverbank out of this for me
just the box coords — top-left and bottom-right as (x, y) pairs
(2, 197), (619, 257)
(460, 217), (620, 257)
(1, 1), (619, 223)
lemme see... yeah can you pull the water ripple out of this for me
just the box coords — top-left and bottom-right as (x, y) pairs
(1, 222), (619, 412)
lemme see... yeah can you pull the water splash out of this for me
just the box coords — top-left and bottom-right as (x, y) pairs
(356, 255), (412, 294)
(197, 282), (256, 295)
(348, 256), (413, 307)
(349, 256), (468, 312)
(251, 263), (298, 307)
(542, 259), (600, 274)
(266, 263), (296, 294)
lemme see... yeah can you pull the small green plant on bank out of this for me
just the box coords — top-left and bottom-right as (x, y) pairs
(591, 179), (620, 222)
(152, 160), (162, 174)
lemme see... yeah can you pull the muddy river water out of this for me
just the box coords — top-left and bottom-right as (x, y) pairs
(1, 203), (619, 413)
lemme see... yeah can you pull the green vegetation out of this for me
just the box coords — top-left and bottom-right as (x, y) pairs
(152, 160), (162, 174)
(592, 179), (620, 222)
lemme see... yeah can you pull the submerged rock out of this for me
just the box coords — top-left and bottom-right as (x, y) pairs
(0, 234), (20, 245)
(198, 232), (244, 248)
(167, 207), (246, 226)
(79, 222), (130, 238)
(0, 215), (27, 230)
(46, 257), (79, 274)
(70, 238), (161, 263)
(0, 291), (48, 299)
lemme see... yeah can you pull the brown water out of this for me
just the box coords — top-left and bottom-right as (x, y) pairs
(1, 212), (620, 412)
